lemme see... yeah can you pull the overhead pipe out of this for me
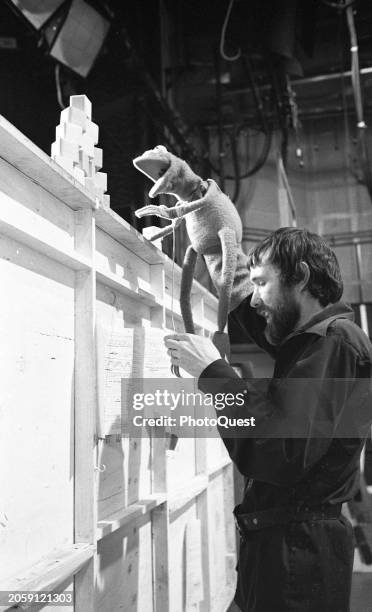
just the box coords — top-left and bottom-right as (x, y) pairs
(345, 3), (372, 202)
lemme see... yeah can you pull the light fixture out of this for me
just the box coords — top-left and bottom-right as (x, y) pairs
(8, 0), (66, 30)
(43, 0), (110, 77)
(7, 0), (111, 77)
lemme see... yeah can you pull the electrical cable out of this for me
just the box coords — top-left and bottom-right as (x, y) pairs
(209, 51), (273, 182)
(229, 129), (241, 202)
(319, 0), (356, 10)
(55, 64), (66, 110)
(220, 0), (241, 62)
(207, 126), (273, 180)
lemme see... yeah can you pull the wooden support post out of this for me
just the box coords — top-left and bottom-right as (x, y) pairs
(195, 383), (213, 612)
(151, 375), (170, 611)
(150, 263), (166, 329)
(74, 208), (97, 611)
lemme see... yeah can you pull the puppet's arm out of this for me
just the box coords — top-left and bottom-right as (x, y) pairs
(136, 204), (174, 220)
(145, 218), (183, 242)
(136, 188), (208, 221)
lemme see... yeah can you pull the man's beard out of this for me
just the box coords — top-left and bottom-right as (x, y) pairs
(264, 293), (301, 345)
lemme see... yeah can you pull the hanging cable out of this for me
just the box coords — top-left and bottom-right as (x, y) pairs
(208, 53), (273, 182)
(229, 129), (241, 202)
(220, 0), (241, 62)
(54, 64), (66, 110)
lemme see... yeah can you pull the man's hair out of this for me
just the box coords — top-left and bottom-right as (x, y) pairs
(247, 227), (343, 306)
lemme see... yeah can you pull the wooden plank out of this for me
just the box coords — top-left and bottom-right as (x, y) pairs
(168, 475), (208, 517)
(95, 227), (152, 290)
(0, 543), (94, 595)
(0, 195), (91, 271)
(150, 263), (166, 328)
(208, 456), (232, 480)
(150, 339), (170, 612)
(96, 266), (163, 308)
(97, 495), (167, 540)
(185, 519), (204, 610)
(152, 504), (170, 612)
(0, 115), (97, 211)
(94, 206), (164, 264)
(96, 326), (174, 436)
(223, 463), (237, 588)
(74, 209), (97, 612)
(96, 519), (154, 611)
(94, 205), (219, 308)
(195, 436), (213, 612)
(0, 237), (76, 579)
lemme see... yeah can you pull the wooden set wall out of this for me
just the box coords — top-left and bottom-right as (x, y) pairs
(0, 116), (236, 612)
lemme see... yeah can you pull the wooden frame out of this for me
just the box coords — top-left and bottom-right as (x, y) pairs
(0, 116), (236, 612)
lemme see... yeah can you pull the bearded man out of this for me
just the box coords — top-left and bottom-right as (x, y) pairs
(165, 227), (372, 612)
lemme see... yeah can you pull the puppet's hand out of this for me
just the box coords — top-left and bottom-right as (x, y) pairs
(135, 204), (171, 219)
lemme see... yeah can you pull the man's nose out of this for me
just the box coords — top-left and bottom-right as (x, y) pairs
(250, 290), (262, 309)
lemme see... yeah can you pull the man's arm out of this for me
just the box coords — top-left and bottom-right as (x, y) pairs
(198, 334), (363, 486)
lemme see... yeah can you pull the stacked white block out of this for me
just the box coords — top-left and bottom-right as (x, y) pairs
(51, 95), (109, 207)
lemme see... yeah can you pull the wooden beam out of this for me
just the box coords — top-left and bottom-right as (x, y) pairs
(97, 495), (167, 540)
(94, 206), (164, 265)
(0, 195), (92, 271)
(168, 475), (208, 517)
(0, 544), (95, 605)
(96, 267), (163, 308)
(74, 209), (97, 611)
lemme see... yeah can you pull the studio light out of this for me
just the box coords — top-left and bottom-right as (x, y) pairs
(43, 0), (110, 77)
(8, 0), (66, 30)
(7, 0), (111, 77)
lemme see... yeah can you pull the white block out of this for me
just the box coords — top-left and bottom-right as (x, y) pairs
(81, 133), (95, 157)
(78, 149), (94, 176)
(52, 155), (74, 173)
(94, 172), (107, 192)
(70, 95), (92, 119)
(84, 176), (96, 194)
(73, 166), (85, 185)
(51, 141), (58, 159)
(85, 119), (99, 144)
(60, 106), (87, 130)
(84, 176), (105, 201)
(52, 137), (79, 162)
(102, 194), (110, 209)
(56, 122), (83, 144)
(93, 147), (103, 170)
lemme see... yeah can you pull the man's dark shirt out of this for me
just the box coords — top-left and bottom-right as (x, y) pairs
(199, 298), (372, 513)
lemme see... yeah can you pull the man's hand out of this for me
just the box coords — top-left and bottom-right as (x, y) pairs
(164, 333), (222, 379)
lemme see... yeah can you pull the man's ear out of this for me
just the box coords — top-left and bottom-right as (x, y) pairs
(299, 261), (310, 291)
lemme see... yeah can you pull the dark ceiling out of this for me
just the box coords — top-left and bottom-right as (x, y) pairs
(1, 0), (372, 220)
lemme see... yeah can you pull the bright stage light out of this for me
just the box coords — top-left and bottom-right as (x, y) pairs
(9, 0), (66, 30)
(8, 0), (111, 77)
(44, 0), (110, 77)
